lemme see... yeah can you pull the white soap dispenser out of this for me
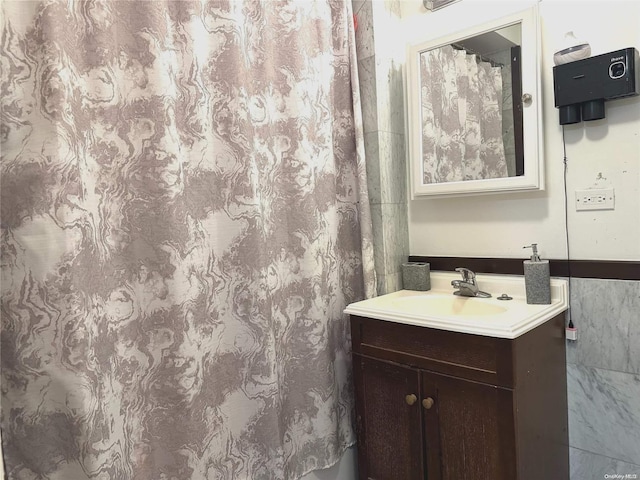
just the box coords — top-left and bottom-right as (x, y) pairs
(523, 244), (551, 305)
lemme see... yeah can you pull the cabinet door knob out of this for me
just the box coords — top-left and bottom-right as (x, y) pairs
(422, 397), (435, 409)
(405, 394), (418, 406)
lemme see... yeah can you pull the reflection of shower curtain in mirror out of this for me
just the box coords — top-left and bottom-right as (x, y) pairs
(421, 45), (508, 184)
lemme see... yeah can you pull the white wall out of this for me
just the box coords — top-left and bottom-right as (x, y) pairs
(404, 0), (640, 261)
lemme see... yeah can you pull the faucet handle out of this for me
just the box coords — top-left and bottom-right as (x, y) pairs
(455, 267), (476, 282)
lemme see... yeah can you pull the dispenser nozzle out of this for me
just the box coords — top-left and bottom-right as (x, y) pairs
(523, 244), (541, 262)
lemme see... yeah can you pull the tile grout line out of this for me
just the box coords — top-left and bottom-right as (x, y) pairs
(566, 360), (640, 377)
(570, 445), (640, 468)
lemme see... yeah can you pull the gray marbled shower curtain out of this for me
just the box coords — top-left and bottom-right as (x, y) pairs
(420, 45), (508, 183)
(0, 1), (374, 479)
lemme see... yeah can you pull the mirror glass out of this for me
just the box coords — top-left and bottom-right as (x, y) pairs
(420, 25), (522, 184)
(406, 6), (542, 197)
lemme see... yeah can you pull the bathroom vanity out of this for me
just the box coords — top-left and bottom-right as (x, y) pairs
(345, 272), (570, 480)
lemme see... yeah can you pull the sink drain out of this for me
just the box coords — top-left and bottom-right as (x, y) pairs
(497, 294), (513, 301)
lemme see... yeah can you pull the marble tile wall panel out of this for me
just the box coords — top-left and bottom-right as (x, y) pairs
(357, 56), (378, 134)
(364, 49), (408, 283)
(567, 363), (640, 465)
(354, 0), (408, 297)
(353, 1), (374, 61)
(566, 278), (640, 374)
(363, 132), (382, 204)
(630, 312), (640, 377)
(377, 131), (406, 204)
(376, 273), (385, 296)
(352, 0), (366, 16)
(380, 202), (409, 276)
(500, 62), (516, 177)
(374, 56), (405, 135)
(570, 447), (640, 480)
(377, 272), (402, 295)
(369, 203), (385, 282)
(368, 202), (409, 295)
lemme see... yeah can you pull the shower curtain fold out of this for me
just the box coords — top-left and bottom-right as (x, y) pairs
(0, 1), (374, 479)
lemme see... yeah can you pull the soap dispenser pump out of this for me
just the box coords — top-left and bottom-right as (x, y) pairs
(523, 244), (551, 305)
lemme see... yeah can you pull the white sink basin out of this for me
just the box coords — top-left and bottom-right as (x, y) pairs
(344, 271), (569, 339)
(391, 295), (508, 317)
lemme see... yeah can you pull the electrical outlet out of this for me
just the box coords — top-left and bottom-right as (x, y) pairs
(575, 188), (615, 211)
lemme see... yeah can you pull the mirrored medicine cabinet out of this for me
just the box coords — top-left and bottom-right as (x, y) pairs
(405, 5), (543, 197)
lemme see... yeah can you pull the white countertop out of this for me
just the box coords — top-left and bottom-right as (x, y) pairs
(344, 271), (569, 339)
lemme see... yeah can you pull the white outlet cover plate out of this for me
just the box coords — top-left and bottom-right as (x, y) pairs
(575, 188), (615, 211)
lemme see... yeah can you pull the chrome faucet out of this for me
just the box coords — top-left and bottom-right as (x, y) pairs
(451, 268), (491, 298)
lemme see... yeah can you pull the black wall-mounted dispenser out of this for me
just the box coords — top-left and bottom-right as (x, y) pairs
(553, 47), (639, 125)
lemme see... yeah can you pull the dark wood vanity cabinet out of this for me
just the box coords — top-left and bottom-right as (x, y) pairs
(351, 314), (569, 480)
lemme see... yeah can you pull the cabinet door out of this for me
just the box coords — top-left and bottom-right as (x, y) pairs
(353, 355), (424, 480)
(422, 371), (517, 480)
